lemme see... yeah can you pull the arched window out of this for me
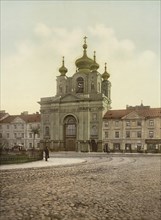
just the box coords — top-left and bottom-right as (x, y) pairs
(65, 116), (76, 136)
(76, 77), (84, 93)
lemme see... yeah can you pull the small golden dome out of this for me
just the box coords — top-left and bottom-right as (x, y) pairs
(90, 51), (99, 71)
(59, 56), (68, 76)
(102, 63), (110, 80)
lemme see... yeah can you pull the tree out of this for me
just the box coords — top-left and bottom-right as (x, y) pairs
(31, 124), (40, 149)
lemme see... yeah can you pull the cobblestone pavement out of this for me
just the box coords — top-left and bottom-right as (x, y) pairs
(0, 155), (161, 220)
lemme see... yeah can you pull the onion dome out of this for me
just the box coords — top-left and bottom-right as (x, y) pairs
(90, 51), (99, 71)
(102, 63), (110, 80)
(59, 56), (68, 76)
(75, 36), (94, 71)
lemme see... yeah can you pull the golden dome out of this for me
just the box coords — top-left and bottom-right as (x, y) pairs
(59, 56), (68, 76)
(102, 63), (110, 80)
(90, 51), (99, 71)
(75, 36), (94, 71)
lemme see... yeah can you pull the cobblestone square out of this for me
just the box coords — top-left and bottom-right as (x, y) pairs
(0, 155), (161, 220)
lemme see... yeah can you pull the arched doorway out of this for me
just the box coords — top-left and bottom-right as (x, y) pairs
(64, 115), (77, 151)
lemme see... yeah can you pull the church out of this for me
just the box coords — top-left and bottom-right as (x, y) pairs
(39, 37), (111, 152)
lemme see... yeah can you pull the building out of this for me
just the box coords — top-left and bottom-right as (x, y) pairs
(103, 104), (161, 153)
(39, 37), (111, 151)
(0, 112), (41, 149)
(0, 110), (9, 121)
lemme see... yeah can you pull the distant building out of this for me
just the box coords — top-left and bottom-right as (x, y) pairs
(103, 104), (161, 153)
(0, 112), (41, 149)
(39, 37), (111, 151)
(0, 110), (9, 121)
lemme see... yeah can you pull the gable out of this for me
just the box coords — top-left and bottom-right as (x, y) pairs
(60, 94), (80, 102)
(122, 111), (144, 120)
(12, 117), (25, 124)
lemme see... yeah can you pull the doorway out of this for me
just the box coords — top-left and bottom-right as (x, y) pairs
(64, 116), (77, 151)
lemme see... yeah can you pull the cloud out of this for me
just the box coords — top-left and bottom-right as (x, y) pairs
(1, 23), (160, 114)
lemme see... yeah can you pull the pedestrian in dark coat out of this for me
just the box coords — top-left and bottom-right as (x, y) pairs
(44, 146), (49, 161)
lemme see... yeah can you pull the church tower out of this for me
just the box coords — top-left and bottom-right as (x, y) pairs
(39, 37), (111, 152)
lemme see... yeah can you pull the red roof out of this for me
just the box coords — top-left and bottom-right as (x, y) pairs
(103, 108), (161, 119)
(0, 112), (9, 121)
(0, 114), (41, 124)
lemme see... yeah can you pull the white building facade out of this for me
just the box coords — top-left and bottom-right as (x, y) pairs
(103, 105), (161, 153)
(0, 112), (41, 149)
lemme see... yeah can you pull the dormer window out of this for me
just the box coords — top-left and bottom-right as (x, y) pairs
(76, 77), (84, 93)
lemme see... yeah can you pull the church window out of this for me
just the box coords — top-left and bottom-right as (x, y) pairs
(91, 125), (97, 135)
(45, 126), (50, 136)
(91, 82), (95, 90)
(65, 116), (76, 136)
(76, 77), (84, 93)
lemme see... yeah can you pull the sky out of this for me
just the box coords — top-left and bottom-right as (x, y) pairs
(1, 0), (160, 115)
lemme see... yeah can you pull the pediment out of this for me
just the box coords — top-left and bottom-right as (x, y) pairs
(122, 111), (144, 120)
(12, 117), (25, 123)
(60, 94), (80, 102)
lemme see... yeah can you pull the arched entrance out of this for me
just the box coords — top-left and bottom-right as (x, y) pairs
(64, 115), (77, 151)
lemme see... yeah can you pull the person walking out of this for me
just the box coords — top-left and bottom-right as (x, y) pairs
(44, 146), (49, 161)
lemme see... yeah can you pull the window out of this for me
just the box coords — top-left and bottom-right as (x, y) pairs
(14, 125), (17, 129)
(66, 124), (76, 136)
(29, 133), (32, 138)
(126, 121), (130, 127)
(21, 133), (24, 138)
(126, 131), (130, 138)
(0, 125), (2, 129)
(29, 143), (32, 148)
(7, 125), (9, 129)
(98, 82), (101, 92)
(76, 77), (84, 93)
(149, 131), (154, 138)
(115, 131), (119, 138)
(45, 126), (50, 136)
(37, 133), (40, 138)
(137, 120), (142, 126)
(137, 131), (141, 138)
(21, 124), (24, 129)
(7, 133), (10, 138)
(0, 133), (2, 138)
(105, 131), (108, 138)
(104, 122), (109, 127)
(149, 120), (154, 126)
(14, 133), (17, 138)
(29, 124), (32, 129)
(115, 121), (119, 127)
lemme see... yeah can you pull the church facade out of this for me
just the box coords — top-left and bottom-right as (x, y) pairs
(39, 37), (111, 152)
